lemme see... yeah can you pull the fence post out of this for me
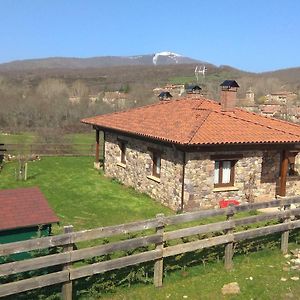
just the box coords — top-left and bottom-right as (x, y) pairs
(62, 225), (74, 300)
(154, 213), (165, 288)
(224, 206), (235, 270)
(281, 203), (291, 254)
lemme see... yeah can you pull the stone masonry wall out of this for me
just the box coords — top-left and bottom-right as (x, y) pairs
(183, 150), (283, 210)
(104, 132), (183, 211)
(103, 132), (300, 211)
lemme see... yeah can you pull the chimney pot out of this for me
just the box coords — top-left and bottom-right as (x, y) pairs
(220, 80), (239, 111)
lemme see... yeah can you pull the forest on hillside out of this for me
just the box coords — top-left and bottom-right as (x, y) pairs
(1, 64), (300, 141)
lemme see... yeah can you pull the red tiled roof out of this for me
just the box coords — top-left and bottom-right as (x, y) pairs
(0, 187), (59, 231)
(81, 97), (300, 146)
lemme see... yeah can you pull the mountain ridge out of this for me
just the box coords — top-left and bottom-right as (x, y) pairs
(0, 52), (203, 71)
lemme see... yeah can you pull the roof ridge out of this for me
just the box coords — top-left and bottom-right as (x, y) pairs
(81, 99), (174, 122)
(195, 97), (300, 138)
(213, 109), (300, 139)
(187, 110), (212, 144)
(234, 106), (300, 130)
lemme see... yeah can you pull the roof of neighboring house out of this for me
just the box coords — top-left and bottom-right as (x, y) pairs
(260, 105), (281, 114)
(158, 91), (172, 98)
(81, 96), (300, 146)
(0, 187), (59, 232)
(220, 80), (240, 88)
(186, 84), (202, 90)
(270, 91), (297, 96)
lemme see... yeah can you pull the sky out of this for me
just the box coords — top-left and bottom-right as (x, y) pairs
(0, 0), (300, 72)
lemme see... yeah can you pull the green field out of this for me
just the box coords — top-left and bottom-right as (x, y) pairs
(0, 157), (171, 232)
(101, 248), (300, 300)
(0, 132), (95, 145)
(0, 157), (299, 299)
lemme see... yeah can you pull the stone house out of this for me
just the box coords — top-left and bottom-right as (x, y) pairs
(82, 81), (300, 211)
(266, 91), (297, 104)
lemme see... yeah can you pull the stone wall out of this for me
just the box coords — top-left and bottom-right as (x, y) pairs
(104, 132), (183, 211)
(103, 132), (300, 211)
(183, 150), (283, 210)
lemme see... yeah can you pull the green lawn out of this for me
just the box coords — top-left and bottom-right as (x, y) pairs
(1, 157), (300, 299)
(0, 132), (94, 145)
(0, 132), (36, 144)
(100, 247), (300, 300)
(0, 156), (171, 232)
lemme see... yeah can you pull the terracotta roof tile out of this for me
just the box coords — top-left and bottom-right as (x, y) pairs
(81, 97), (300, 145)
(0, 187), (59, 231)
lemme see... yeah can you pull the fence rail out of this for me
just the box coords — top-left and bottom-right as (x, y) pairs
(3, 143), (97, 157)
(1, 196), (300, 299)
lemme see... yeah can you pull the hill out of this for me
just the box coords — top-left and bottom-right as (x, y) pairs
(0, 52), (299, 135)
(0, 52), (202, 71)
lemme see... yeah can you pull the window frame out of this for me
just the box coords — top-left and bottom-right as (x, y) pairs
(152, 152), (161, 178)
(287, 151), (299, 177)
(120, 142), (126, 164)
(117, 138), (128, 165)
(214, 159), (236, 188)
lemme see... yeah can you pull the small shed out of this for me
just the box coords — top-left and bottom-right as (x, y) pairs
(0, 187), (59, 245)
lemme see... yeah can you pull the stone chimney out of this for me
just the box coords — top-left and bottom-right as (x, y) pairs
(220, 80), (239, 111)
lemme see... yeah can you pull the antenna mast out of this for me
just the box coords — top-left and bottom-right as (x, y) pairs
(195, 65), (207, 83)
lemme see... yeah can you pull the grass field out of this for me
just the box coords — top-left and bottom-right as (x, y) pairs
(0, 156), (171, 232)
(0, 132), (95, 145)
(100, 247), (300, 300)
(1, 156), (300, 299)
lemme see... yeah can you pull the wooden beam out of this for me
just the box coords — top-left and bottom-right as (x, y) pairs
(163, 235), (234, 258)
(224, 208), (235, 270)
(0, 271), (69, 297)
(95, 129), (100, 163)
(154, 214), (164, 288)
(281, 204), (291, 254)
(70, 250), (161, 280)
(62, 226), (74, 300)
(279, 150), (289, 196)
(234, 220), (300, 241)
(164, 220), (234, 241)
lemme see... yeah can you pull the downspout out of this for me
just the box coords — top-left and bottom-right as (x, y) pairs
(181, 150), (186, 212)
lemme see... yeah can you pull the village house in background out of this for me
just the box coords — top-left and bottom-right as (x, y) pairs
(154, 83), (203, 101)
(82, 80), (300, 211)
(237, 88), (300, 122)
(153, 84), (185, 98)
(68, 91), (130, 110)
(266, 91), (297, 104)
(0, 187), (59, 246)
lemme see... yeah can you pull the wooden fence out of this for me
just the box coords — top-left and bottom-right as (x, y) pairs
(4, 143), (96, 157)
(0, 196), (300, 299)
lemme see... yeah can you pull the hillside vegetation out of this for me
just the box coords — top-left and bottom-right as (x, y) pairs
(1, 63), (300, 136)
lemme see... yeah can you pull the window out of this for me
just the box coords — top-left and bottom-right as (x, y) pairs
(214, 160), (236, 187)
(288, 152), (299, 176)
(120, 142), (126, 164)
(152, 152), (161, 178)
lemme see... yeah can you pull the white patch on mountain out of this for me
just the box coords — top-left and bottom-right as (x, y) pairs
(153, 52), (182, 65)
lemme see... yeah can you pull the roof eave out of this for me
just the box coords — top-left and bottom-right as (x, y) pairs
(0, 220), (60, 233)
